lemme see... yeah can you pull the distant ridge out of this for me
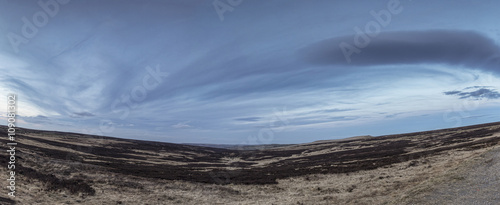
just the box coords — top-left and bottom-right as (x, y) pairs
(308, 135), (373, 144)
(183, 143), (293, 150)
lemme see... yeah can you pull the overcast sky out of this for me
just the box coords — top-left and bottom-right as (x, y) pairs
(1, 0), (500, 144)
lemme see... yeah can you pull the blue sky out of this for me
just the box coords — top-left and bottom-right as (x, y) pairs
(1, 0), (500, 144)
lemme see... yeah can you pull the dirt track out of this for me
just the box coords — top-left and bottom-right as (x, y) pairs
(407, 147), (500, 205)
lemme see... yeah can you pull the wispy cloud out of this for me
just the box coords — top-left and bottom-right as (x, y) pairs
(234, 117), (261, 122)
(172, 122), (192, 129)
(444, 86), (500, 100)
(22, 115), (49, 124)
(70, 112), (95, 118)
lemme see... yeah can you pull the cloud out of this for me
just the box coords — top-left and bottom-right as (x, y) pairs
(21, 115), (50, 125)
(234, 117), (261, 122)
(70, 111), (95, 118)
(299, 30), (500, 73)
(328, 116), (360, 121)
(311, 108), (356, 114)
(172, 122), (192, 129)
(444, 86), (500, 100)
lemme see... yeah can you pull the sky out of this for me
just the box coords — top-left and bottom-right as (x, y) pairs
(1, 0), (500, 144)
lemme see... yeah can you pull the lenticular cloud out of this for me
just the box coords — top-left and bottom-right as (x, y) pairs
(300, 30), (500, 73)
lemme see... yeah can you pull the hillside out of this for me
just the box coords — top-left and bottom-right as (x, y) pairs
(1, 122), (500, 204)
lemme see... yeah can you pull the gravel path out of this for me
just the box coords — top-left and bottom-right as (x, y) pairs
(413, 147), (500, 205)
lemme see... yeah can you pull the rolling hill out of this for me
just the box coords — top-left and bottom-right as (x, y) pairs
(1, 122), (500, 204)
